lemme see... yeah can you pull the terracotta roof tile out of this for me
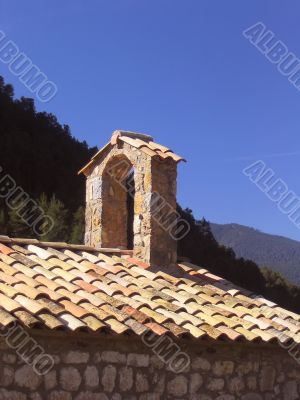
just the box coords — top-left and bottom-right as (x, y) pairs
(0, 293), (23, 313)
(14, 273), (40, 288)
(11, 253), (38, 268)
(275, 307), (300, 321)
(35, 275), (63, 291)
(162, 322), (190, 338)
(38, 313), (65, 330)
(14, 310), (43, 329)
(132, 294), (162, 309)
(153, 298), (183, 312)
(48, 258), (74, 271)
(45, 247), (70, 261)
(273, 317), (300, 333)
(115, 295), (145, 310)
(121, 305), (150, 324)
(58, 313), (88, 331)
(0, 261), (18, 276)
(0, 272), (19, 285)
(198, 324), (225, 340)
(251, 328), (278, 343)
(180, 323), (207, 338)
(54, 278), (79, 293)
(0, 253), (19, 266)
(50, 267), (77, 282)
(27, 245), (53, 260)
(82, 315), (107, 332)
(244, 315), (271, 330)
(105, 318), (131, 334)
(73, 279), (100, 294)
(138, 307), (172, 324)
(59, 300), (92, 319)
(37, 298), (66, 316)
(28, 256), (54, 270)
(0, 236), (299, 346)
(12, 262), (39, 278)
(127, 258), (150, 270)
(57, 289), (87, 305)
(216, 325), (244, 341)
(235, 326), (260, 341)
(13, 284), (43, 300)
(145, 322), (168, 336)
(80, 302), (112, 321)
(0, 308), (17, 327)
(33, 265), (57, 280)
(15, 295), (47, 314)
(94, 292), (124, 309)
(62, 249), (86, 262)
(0, 243), (15, 255)
(10, 244), (33, 255)
(37, 286), (67, 302)
(125, 318), (148, 335)
(76, 290), (105, 307)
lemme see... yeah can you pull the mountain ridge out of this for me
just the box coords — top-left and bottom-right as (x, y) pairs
(211, 222), (300, 285)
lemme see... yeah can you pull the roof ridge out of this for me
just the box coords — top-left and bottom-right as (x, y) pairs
(113, 130), (154, 142)
(0, 235), (132, 254)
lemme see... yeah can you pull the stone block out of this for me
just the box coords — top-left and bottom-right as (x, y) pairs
(191, 357), (211, 371)
(74, 393), (108, 400)
(62, 350), (89, 364)
(282, 381), (299, 400)
(84, 365), (99, 389)
(127, 353), (149, 367)
(0, 366), (14, 387)
(136, 372), (149, 392)
(212, 360), (234, 376)
(206, 378), (225, 391)
(119, 367), (133, 392)
(44, 370), (57, 390)
(14, 365), (42, 390)
(47, 391), (72, 400)
(167, 375), (188, 397)
(259, 365), (276, 391)
(101, 351), (126, 364)
(102, 365), (117, 392)
(189, 373), (203, 394)
(59, 367), (81, 391)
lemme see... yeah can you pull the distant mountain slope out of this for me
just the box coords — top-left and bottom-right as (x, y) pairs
(210, 223), (300, 285)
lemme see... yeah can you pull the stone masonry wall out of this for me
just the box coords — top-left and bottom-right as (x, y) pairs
(0, 333), (299, 399)
(84, 141), (178, 266)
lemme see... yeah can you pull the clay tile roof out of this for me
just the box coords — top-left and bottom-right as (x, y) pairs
(0, 236), (299, 348)
(78, 130), (186, 175)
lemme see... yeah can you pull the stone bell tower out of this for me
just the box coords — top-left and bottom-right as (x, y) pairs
(79, 130), (186, 267)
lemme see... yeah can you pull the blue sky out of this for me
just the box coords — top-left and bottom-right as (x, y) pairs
(1, 1), (300, 240)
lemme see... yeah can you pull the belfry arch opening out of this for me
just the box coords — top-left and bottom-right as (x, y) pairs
(126, 166), (135, 249)
(102, 156), (135, 249)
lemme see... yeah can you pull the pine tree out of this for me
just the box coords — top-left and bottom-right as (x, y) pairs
(37, 194), (68, 241)
(70, 206), (85, 244)
(0, 208), (7, 235)
(8, 208), (31, 237)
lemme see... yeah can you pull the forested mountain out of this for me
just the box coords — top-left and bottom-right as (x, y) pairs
(0, 77), (97, 212)
(0, 76), (96, 242)
(211, 222), (300, 285)
(1, 75), (300, 314)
